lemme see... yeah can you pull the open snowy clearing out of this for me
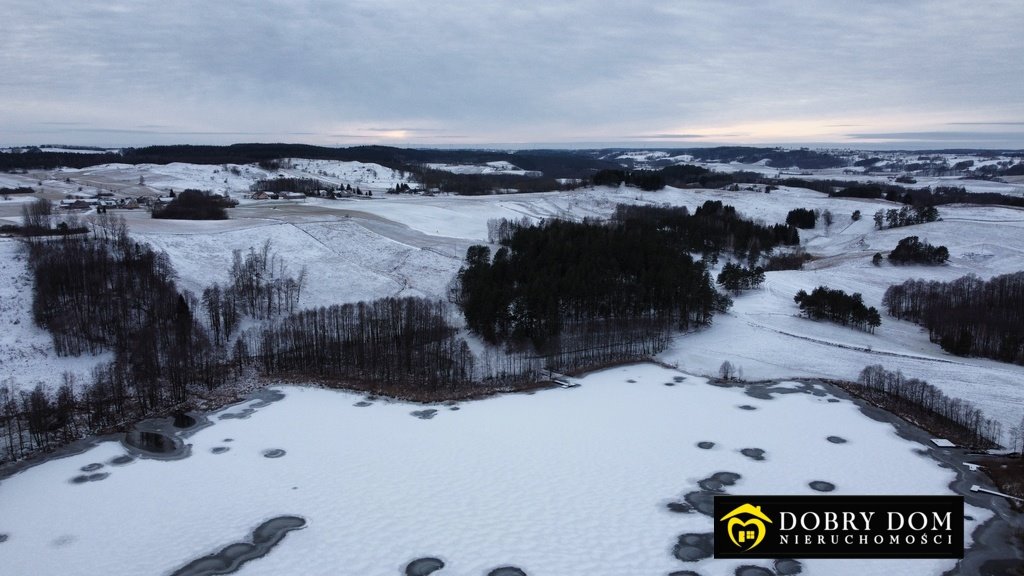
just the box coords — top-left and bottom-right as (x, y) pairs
(0, 364), (990, 576)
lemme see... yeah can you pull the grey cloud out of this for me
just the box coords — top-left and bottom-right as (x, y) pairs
(847, 131), (1024, 141)
(1, 0), (1022, 147)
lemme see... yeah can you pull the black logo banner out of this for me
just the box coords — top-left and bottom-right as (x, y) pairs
(713, 495), (963, 559)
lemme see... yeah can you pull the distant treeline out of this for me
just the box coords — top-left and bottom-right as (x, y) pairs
(593, 165), (1024, 211)
(855, 365), (1000, 448)
(592, 169), (667, 191)
(794, 286), (881, 332)
(834, 184), (1024, 209)
(1, 186), (34, 196)
(417, 169), (579, 196)
(0, 145), (621, 180)
(250, 177), (335, 194)
(883, 273), (1024, 363)
(608, 147), (847, 170)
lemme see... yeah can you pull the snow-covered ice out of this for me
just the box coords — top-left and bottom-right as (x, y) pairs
(0, 364), (986, 575)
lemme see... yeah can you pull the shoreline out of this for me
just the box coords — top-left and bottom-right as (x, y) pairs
(818, 381), (1024, 574)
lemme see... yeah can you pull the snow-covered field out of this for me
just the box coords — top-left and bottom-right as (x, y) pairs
(424, 160), (532, 176)
(289, 185), (1024, 436)
(2, 174), (1022, 439)
(0, 364), (989, 576)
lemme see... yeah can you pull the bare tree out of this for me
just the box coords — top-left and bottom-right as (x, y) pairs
(719, 360), (735, 380)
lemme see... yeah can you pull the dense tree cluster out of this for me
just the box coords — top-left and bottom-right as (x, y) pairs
(716, 262), (765, 294)
(152, 189), (232, 220)
(872, 205), (939, 230)
(1, 186), (34, 196)
(201, 241), (307, 346)
(247, 298), (476, 398)
(794, 286), (881, 332)
(457, 214), (730, 371)
(21, 198), (55, 235)
(785, 208), (818, 229)
(883, 273), (1024, 363)
(2, 223), (229, 460)
(612, 201), (800, 262)
(592, 169), (666, 190)
(856, 365), (1000, 448)
(887, 236), (949, 265)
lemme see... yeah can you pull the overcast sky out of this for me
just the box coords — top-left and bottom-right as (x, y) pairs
(2, 0), (1022, 149)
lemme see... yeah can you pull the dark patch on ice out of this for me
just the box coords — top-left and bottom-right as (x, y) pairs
(698, 471), (741, 492)
(673, 376), (686, 382)
(738, 404), (757, 411)
(667, 572), (701, 576)
(123, 430), (186, 459)
(405, 557), (445, 576)
(353, 401), (372, 407)
(0, 533), (8, 543)
(673, 532), (714, 562)
(773, 558), (803, 575)
(487, 568), (527, 576)
(169, 515), (306, 576)
(216, 389), (286, 421)
(173, 412), (197, 429)
(913, 448), (929, 456)
(667, 501), (693, 513)
(69, 472), (109, 484)
(262, 449), (286, 459)
(826, 436), (847, 444)
(211, 447), (230, 454)
(51, 534), (76, 547)
(826, 398), (840, 403)
(740, 448), (766, 461)
(410, 409), (438, 420)
(223, 439), (233, 442)
(80, 462), (104, 472)
(734, 566), (773, 576)
(449, 406), (460, 411)
(683, 491), (716, 517)
(627, 379), (637, 383)
(965, 515), (974, 521)
(219, 411), (253, 420)
(696, 441), (715, 450)
(664, 382), (675, 386)
(809, 481), (835, 492)
(109, 455), (134, 466)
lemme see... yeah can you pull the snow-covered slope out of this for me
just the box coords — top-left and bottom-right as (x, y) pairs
(0, 240), (111, 393)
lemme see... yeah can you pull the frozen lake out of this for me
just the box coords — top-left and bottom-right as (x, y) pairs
(0, 364), (991, 575)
